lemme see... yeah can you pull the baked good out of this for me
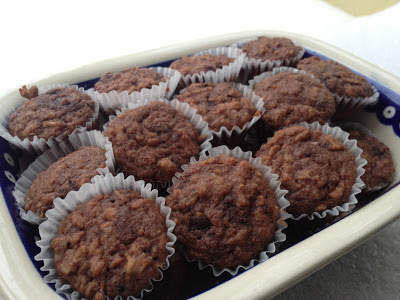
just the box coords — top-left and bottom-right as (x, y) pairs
(51, 189), (169, 300)
(166, 154), (279, 270)
(24, 146), (106, 218)
(94, 67), (167, 94)
(348, 129), (394, 191)
(242, 37), (303, 62)
(176, 82), (256, 132)
(169, 54), (234, 77)
(104, 101), (203, 184)
(256, 126), (356, 217)
(253, 72), (336, 131)
(297, 56), (374, 98)
(8, 87), (95, 141)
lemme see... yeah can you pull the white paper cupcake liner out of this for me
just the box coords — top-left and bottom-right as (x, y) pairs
(34, 172), (176, 300)
(288, 122), (367, 221)
(103, 98), (213, 187)
(175, 82), (265, 148)
(86, 67), (181, 115)
(335, 121), (394, 193)
(12, 130), (115, 225)
(231, 38), (305, 83)
(177, 47), (245, 88)
(169, 145), (290, 276)
(0, 84), (100, 155)
(333, 84), (379, 116)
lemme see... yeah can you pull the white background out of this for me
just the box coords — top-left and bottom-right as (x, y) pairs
(1, 0), (400, 298)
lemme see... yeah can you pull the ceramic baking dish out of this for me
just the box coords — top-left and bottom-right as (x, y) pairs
(0, 30), (399, 300)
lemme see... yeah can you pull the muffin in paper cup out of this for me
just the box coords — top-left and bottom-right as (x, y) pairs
(231, 37), (305, 83)
(335, 121), (395, 194)
(169, 46), (245, 90)
(175, 82), (265, 148)
(166, 145), (290, 276)
(248, 67), (336, 132)
(256, 122), (367, 221)
(103, 98), (213, 187)
(34, 172), (177, 300)
(12, 130), (115, 225)
(86, 67), (181, 115)
(0, 83), (100, 155)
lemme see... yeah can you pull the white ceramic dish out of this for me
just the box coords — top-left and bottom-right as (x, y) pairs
(0, 30), (399, 300)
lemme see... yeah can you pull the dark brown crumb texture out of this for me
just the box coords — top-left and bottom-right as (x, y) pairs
(94, 67), (167, 94)
(177, 82), (257, 131)
(8, 87), (95, 141)
(51, 189), (169, 300)
(166, 154), (279, 270)
(169, 54), (234, 77)
(297, 56), (374, 98)
(104, 101), (203, 184)
(256, 126), (356, 217)
(253, 72), (336, 131)
(25, 146), (106, 218)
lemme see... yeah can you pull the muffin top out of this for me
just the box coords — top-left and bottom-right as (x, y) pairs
(166, 154), (279, 270)
(297, 56), (374, 98)
(94, 67), (167, 94)
(51, 189), (169, 300)
(348, 129), (394, 191)
(169, 54), (234, 77)
(176, 82), (257, 131)
(8, 87), (95, 141)
(256, 126), (356, 217)
(104, 101), (203, 184)
(242, 37), (303, 62)
(25, 146), (106, 218)
(253, 72), (336, 131)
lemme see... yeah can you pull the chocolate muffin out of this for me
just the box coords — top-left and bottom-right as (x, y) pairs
(348, 129), (395, 191)
(169, 54), (234, 77)
(166, 154), (279, 270)
(24, 146), (107, 218)
(8, 87), (95, 141)
(94, 67), (167, 94)
(297, 56), (374, 98)
(104, 101), (203, 184)
(256, 126), (357, 217)
(242, 36), (303, 62)
(176, 82), (257, 132)
(253, 72), (336, 131)
(51, 189), (169, 300)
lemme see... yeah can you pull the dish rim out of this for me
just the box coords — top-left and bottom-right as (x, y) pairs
(1, 30), (400, 300)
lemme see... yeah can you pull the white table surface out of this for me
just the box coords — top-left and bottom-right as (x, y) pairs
(0, 0), (399, 299)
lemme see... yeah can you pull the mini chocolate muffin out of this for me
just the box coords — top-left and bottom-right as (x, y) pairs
(256, 126), (357, 217)
(24, 146), (106, 218)
(242, 36), (303, 62)
(297, 56), (374, 98)
(169, 54), (234, 77)
(8, 87), (95, 141)
(348, 129), (395, 191)
(176, 82), (256, 132)
(253, 72), (336, 131)
(104, 101), (203, 184)
(166, 154), (279, 270)
(94, 67), (167, 94)
(51, 189), (169, 300)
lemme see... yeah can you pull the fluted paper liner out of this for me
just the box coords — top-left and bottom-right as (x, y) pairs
(86, 67), (181, 115)
(34, 173), (176, 300)
(0, 84), (100, 155)
(288, 122), (367, 221)
(12, 130), (115, 225)
(231, 38), (305, 83)
(169, 145), (290, 276)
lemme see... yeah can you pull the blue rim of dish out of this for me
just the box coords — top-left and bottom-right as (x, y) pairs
(0, 47), (399, 298)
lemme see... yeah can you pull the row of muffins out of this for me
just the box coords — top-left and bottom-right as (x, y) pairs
(2, 36), (395, 299)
